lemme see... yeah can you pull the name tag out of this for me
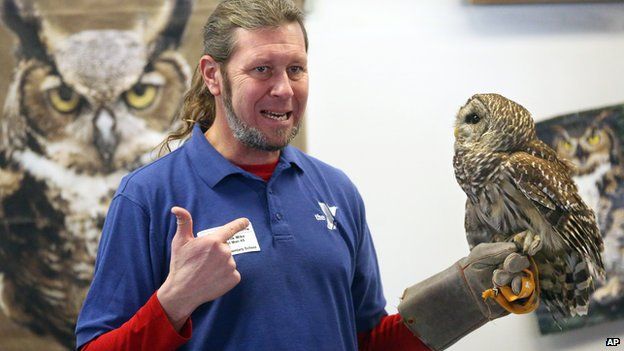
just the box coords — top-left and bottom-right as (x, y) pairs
(197, 222), (261, 255)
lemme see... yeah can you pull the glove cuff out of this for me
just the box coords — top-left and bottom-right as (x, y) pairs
(397, 262), (490, 351)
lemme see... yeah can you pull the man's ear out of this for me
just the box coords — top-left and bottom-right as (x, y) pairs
(199, 55), (222, 96)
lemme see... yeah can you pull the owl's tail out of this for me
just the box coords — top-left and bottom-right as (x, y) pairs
(566, 254), (593, 316)
(538, 252), (594, 319)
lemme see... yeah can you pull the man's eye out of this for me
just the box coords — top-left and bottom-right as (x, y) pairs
(288, 66), (305, 79)
(254, 66), (269, 73)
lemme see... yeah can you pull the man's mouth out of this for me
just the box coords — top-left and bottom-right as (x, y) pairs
(261, 110), (292, 121)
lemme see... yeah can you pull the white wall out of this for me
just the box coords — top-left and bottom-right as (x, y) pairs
(304, 1), (624, 350)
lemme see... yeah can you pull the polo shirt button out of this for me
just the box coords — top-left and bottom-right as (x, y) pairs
(275, 213), (283, 221)
(268, 189), (274, 195)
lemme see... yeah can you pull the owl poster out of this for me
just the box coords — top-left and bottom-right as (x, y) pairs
(0, 0), (305, 350)
(536, 103), (624, 334)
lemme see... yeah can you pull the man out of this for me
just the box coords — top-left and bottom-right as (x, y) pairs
(75, 0), (530, 350)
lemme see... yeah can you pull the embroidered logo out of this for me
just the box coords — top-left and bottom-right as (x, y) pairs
(316, 202), (338, 230)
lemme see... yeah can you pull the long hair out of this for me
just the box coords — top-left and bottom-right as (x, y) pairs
(158, 0), (308, 155)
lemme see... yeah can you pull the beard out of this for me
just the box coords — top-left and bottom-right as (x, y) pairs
(222, 71), (300, 152)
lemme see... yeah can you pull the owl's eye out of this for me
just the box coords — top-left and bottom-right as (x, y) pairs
(47, 85), (81, 114)
(124, 84), (158, 110)
(465, 113), (481, 124)
(587, 134), (601, 145)
(560, 140), (573, 150)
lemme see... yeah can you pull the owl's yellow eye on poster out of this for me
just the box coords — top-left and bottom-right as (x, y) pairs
(560, 140), (573, 151)
(587, 134), (601, 145)
(48, 85), (81, 113)
(124, 84), (158, 110)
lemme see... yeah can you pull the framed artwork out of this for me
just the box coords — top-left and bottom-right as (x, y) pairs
(0, 0), (305, 350)
(472, 0), (624, 4)
(535, 103), (624, 333)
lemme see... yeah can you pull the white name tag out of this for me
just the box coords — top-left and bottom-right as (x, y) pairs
(197, 222), (261, 255)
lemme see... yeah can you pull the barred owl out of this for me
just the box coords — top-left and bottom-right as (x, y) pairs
(0, 0), (192, 347)
(453, 93), (605, 318)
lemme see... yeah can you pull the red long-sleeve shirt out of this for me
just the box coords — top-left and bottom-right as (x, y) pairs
(81, 291), (429, 350)
(81, 162), (430, 350)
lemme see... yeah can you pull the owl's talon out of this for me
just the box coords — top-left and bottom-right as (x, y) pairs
(513, 231), (541, 255)
(522, 233), (534, 254)
(513, 231), (529, 250)
(527, 235), (542, 256)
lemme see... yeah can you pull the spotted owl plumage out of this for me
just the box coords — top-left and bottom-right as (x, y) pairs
(453, 93), (605, 318)
(0, 0), (192, 347)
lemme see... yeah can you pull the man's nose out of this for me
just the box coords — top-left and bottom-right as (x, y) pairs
(270, 71), (294, 99)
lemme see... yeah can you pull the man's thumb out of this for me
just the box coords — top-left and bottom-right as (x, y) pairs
(171, 206), (194, 242)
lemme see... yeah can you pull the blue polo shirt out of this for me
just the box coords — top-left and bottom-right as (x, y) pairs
(76, 125), (387, 350)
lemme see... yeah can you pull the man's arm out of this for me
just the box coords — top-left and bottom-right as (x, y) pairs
(356, 242), (530, 351)
(357, 314), (430, 351)
(80, 292), (192, 351)
(398, 242), (531, 351)
(76, 199), (248, 350)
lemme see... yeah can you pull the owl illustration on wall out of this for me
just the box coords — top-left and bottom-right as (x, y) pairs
(537, 107), (624, 308)
(0, 0), (192, 347)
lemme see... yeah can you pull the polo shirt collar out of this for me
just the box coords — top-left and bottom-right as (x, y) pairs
(279, 140), (305, 174)
(185, 124), (304, 188)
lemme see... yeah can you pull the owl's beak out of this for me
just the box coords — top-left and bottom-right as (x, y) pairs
(93, 109), (119, 167)
(454, 126), (459, 139)
(575, 145), (588, 163)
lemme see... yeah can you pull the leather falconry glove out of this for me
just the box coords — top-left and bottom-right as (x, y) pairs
(398, 242), (537, 351)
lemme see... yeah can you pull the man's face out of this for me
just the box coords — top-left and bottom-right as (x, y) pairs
(221, 22), (308, 152)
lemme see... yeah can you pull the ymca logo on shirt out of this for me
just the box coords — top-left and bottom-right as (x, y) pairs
(315, 201), (338, 230)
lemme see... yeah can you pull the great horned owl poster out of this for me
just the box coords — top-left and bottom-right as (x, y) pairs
(536, 104), (624, 334)
(0, 0), (193, 350)
(0, 1), (308, 349)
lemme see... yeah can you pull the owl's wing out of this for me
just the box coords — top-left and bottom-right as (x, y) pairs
(0, 155), (26, 274)
(0, 157), (74, 345)
(525, 139), (576, 177)
(505, 152), (604, 275)
(465, 199), (500, 249)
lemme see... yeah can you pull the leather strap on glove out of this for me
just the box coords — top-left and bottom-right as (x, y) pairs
(482, 254), (539, 315)
(397, 242), (533, 351)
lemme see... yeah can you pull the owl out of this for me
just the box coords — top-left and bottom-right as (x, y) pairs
(453, 93), (605, 318)
(544, 111), (624, 306)
(0, 0), (191, 347)
(550, 111), (620, 215)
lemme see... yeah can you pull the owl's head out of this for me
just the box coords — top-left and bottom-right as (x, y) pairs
(552, 111), (619, 176)
(454, 93), (536, 153)
(0, 0), (192, 174)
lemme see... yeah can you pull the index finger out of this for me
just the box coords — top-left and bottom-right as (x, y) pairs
(213, 218), (250, 243)
(470, 242), (517, 266)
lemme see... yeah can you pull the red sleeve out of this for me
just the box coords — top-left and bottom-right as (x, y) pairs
(357, 314), (431, 351)
(81, 291), (192, 351)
